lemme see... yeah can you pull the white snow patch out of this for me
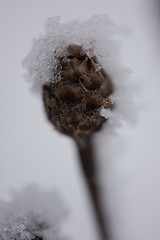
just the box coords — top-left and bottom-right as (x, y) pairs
(0, 186), (66, 240)
(22, 15), (120, 91)
(100, 108), (112, 119)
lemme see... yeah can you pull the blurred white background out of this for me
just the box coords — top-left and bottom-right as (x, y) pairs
(0, 0), (160, 240)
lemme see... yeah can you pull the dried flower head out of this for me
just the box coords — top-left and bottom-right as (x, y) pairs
(43, 44), (113, 137)
(23, 15), (132, 134)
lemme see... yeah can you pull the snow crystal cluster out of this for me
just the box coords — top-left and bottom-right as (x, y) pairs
(0, 186), (66, 240)
(23, 15), (134, 125)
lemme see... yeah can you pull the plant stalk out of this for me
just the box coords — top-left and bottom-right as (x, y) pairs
(74, 135), (111, 240)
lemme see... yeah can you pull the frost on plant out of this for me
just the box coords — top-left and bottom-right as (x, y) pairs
(23, 15), (133, 129)
(0, 186), (66, 240)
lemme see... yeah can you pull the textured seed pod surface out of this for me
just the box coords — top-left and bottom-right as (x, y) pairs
(43, 45), (114, 137)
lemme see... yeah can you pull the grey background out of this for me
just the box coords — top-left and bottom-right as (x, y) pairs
(0, 0), (160, 240)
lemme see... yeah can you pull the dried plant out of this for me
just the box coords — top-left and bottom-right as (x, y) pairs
(23, 15), (131, 240)
(42, 44), (114, 239)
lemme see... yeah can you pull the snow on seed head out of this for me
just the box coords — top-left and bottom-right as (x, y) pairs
(23, 15), (134, 131)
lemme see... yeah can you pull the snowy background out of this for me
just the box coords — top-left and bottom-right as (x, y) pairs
(0, 0), (160, 240)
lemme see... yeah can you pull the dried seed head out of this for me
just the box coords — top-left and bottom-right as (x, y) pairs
(43, 44), (114, 137)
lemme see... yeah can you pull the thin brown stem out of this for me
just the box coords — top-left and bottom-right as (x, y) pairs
(74, 135), (111, 240)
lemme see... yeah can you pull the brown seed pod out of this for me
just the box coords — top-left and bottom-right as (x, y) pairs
(43, 44), (114, 137)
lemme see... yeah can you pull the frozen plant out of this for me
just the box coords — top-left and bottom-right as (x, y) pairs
(0, 186), (66, 240)
(23, 15), (132, 127)
(23, 15), (133, 240)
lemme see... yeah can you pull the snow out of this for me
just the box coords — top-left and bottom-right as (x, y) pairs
(0, 186), (66, 240)
(22, 15), (120, 91)
(100, 108), (112, 119)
